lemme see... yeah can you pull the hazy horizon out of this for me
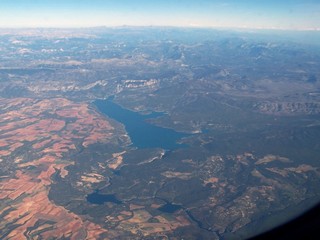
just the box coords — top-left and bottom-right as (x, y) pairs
(1, 0), (320, 31)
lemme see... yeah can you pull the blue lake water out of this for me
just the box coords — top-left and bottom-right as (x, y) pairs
(158, 203), (182, 213)
(94, 98), (189, 150)
(86, 191), (122, 205)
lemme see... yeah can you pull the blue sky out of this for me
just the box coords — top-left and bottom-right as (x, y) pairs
(0, 0), (320, 30)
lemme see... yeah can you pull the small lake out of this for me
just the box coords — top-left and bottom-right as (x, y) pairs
(94, 98), (189, 150)
(86, 191), (122, 205)
(158, 203), (182, 213)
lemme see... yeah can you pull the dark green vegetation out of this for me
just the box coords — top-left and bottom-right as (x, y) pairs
(1, 27), (320, 239)
(87, 191), (122, 205)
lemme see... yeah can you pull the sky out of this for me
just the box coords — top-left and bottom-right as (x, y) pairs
(0, 0), (320, 30)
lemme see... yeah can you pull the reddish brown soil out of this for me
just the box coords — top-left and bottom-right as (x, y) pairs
(0, 98), (115, 239)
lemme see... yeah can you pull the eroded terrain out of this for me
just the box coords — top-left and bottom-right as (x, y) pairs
(0, 28), (320, 239)
(0, 98), (127, 239)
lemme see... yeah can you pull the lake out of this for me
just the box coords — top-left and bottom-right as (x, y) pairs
(94, 98), (189, 150)
(86, 191), (122, 205)
(158, 203), (182, 213)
